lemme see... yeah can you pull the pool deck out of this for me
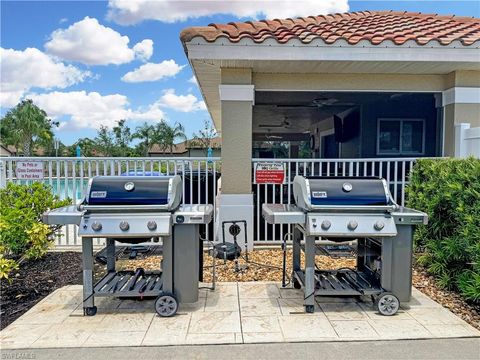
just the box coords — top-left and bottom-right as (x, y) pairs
(1, 282), (479, 349)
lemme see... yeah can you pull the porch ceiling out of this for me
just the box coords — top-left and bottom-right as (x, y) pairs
(251, 91), (435, 139)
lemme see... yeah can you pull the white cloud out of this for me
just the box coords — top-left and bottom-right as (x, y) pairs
(188, 76), (198, 85)
(107, 0), (349, 25)
(0, 47), (90, 107)
(157, 89), (206, 112)
(28, 91), (166, 130)
(121, 60), (184, 83)
(132, 39), (153, 61)
(44, 16), (151, 65)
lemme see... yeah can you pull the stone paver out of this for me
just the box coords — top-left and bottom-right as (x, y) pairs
(1, 282), (479, 349)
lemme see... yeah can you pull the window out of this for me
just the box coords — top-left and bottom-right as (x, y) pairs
(377, 118), (425, 155)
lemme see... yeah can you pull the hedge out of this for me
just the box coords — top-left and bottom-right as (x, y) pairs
(406, 157), (480, 303)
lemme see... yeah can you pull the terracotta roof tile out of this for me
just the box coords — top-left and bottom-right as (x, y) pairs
(181, 10), (480, 46)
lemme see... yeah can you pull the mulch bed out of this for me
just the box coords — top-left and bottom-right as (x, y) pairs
(2, 249), (479, 331)
(0, 252), (82, 330)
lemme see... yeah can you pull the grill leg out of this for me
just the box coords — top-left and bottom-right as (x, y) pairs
(292, 226), (301, 274)
(292, 226), (302, 289)
(82, 237), (95, 314)
(304, 236), (316, 312)
(106, 238), (115, 273)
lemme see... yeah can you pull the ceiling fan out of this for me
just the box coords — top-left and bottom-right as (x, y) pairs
(276, 97), (355, 109)
(258, 118), (293, 129)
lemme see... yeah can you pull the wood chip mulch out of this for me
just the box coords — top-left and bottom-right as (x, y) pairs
(0, 252), (82, 330)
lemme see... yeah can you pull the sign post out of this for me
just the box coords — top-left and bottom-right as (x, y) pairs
(254, 162), (285, 184)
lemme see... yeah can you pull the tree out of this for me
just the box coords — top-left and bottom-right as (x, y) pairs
(112, 119), (132, 157)
(0, 99), (58, 156)
(68, 138), (97, 157)
(154, 121), (187, 154)
(94, 125), (115, 156)
(132, 122), (155, 157)
(191, 119), (217, 152)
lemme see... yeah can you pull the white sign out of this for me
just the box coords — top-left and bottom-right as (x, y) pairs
(15, 161), (44, 180)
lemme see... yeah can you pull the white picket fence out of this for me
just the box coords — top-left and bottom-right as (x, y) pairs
(0, 156), (423, 247)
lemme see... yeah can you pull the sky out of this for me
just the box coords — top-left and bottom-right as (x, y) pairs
(1, 0), (479, 146)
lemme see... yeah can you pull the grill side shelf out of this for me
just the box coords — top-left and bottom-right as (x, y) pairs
(94, 271), (163, 297)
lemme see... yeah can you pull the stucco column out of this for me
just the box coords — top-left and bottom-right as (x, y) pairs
(217, 68), (255, 248)
(442, 87), (480, 156)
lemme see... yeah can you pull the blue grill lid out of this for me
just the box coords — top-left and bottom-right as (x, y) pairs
(307, 177), (389, 206)
(86, 176), (171, 205)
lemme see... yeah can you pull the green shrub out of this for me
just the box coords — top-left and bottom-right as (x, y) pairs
(406, 157), (480, 303)
(0, 182), (70, 280)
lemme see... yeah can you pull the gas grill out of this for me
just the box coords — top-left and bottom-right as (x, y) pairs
(43, 175), (213, 317)
(262, 176), (427, 315)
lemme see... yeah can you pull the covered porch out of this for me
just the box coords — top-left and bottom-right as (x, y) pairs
(180, 11), (480, 247)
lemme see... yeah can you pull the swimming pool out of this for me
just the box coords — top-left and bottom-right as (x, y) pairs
(16, 179), (88, 201)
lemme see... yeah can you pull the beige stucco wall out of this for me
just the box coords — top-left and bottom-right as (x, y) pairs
(443, 70), (480, 156)
(445, 70), (480, 88)
(253, 73), (448, 92)
(220, 68), (253, 194)
(444, 103), (480, 156)
(221, 100), (253, 193)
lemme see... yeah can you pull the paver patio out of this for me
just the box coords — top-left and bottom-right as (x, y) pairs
(1, 282), (479, 349)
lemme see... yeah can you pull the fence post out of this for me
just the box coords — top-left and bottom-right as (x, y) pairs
(0, 160), (6, 189)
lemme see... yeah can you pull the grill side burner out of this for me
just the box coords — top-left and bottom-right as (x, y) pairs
(262, 175), (427, 316)
(43, 175), (213, 317)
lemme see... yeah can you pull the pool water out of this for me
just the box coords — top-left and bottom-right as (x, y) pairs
(16, 179), (88, 201)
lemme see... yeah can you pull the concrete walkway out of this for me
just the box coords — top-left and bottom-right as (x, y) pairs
(2, 338), (479, 360)
(1, 282), (479, 349)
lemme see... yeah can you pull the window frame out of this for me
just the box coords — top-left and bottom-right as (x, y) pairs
(376, 118), (426, 156)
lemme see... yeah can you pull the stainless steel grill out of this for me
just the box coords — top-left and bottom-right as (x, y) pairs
(43, 175), (213, 317)
(263, 175), (427, 315)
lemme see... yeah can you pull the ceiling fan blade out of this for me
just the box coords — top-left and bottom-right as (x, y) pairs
(258, 124), (285, 128)
(323, 102), (356, 106)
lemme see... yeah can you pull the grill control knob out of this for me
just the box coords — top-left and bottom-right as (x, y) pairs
(91, 221), (102, 232)
(347, 220), (358, 231)
(147, 221), (157, 231)
(119, 221), (130, 231)
(374, 220), (385, 231)
(321, 220), (331, 230)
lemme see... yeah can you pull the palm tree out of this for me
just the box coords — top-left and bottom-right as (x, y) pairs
(132, 122), (155, 156)
(0, 99), (57, 156)
(154, 121), (187, 154)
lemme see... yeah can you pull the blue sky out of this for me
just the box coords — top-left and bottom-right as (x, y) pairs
(1, 0), (479, 145)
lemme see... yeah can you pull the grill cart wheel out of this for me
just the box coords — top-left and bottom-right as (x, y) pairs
(155, 292), (178, 317)
(293, 277), (302, 289)
(305, 305), (315, 313)
(375, 292), (400, 316)
(84, 306), (97, 316)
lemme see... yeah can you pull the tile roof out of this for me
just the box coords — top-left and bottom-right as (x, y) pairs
(180, 10), (480, 46)
(149, 137), (222, 154)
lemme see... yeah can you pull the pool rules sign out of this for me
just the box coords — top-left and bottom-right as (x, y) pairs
(15, 161), (44, 180)
(254, 162), (285, 184)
